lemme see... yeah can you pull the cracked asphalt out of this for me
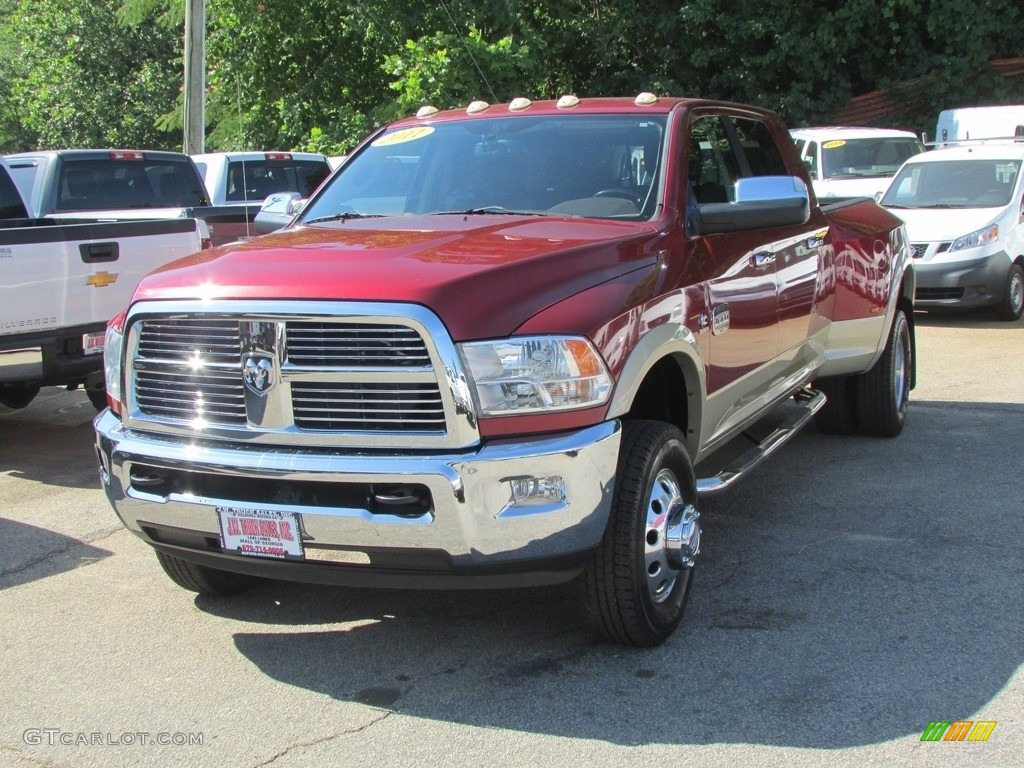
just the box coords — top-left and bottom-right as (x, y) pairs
(1, 310), (1021, 768)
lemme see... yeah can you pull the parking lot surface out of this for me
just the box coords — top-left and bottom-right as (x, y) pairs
(1, 311), (1021, 768)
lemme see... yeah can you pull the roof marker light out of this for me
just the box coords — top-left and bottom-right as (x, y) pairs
(556, 95), (580, 109)
(467, 101), (490, 114)
(509, 97), (532, 112)
(635, 92), (658, 106)
(416, 105), (439, 118)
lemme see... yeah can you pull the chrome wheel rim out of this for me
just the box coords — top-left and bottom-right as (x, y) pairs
(644, 468), (685, 603)
(893, 322), (909, 411)
(1010, 272), (1024, 316)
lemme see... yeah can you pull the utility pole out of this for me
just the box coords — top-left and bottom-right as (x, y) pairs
(183, 0), (205, 154)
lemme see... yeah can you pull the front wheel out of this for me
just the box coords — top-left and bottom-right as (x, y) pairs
(579, 421), (700, 646)
(996, 264), (1024, 322)
(155, 550), (262, 596)
(86, 387), (107, 411)
(0, 383), (40, 410)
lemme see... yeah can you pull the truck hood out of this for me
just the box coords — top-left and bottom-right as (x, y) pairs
(884, 205), (1008, 242)
(135, 214), (659, 340)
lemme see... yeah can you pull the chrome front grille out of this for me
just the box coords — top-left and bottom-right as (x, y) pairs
(292, 382), (445, 431)
(287, 322), (430, 366)
(135, 319), (246, 424)
(124, 302), (476, 449)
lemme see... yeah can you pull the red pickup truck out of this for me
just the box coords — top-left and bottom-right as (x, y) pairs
(94, 95), (915, 646)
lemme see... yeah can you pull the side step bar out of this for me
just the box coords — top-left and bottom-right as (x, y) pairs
(696, 387), (825, 497)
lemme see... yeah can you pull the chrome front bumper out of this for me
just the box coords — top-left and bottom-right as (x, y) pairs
(94, 410), (620, 585)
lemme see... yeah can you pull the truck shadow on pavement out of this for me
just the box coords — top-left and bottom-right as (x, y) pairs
(0, 518), (112, 591)
(193, 398), (1023, 749)
(0, 389), (101, 490)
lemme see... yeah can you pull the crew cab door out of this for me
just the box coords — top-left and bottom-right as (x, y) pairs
(685, 112), (820, 439)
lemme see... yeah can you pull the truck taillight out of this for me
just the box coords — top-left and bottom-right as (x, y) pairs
(109, 151), (145, 160)
(103, 310), (127, 416)
(264, 152), (292, 161)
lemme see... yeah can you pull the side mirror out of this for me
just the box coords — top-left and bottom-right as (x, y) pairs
(688, 176), (810, 236)
(260, 191), (304, 216)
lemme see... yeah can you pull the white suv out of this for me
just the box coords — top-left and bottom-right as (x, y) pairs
(791, 127), (924, 203)
(879, 143), (1024, 321)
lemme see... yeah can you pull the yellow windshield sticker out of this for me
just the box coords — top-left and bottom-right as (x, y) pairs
(372, 127), (435, 147)
(822, 140), (847, 149)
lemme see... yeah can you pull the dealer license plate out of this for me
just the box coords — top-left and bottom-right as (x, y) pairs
(217, 505), (304, 560)
(82, 331), (105, 356)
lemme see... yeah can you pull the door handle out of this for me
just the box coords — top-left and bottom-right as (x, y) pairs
(80, 242), (119, 263)
(751, 251), (775, 268)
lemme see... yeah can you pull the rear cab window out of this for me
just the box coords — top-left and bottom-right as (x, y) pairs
(0, 166), (29, 219)
(224, 158), (331, 202)
(55, 155), (209, 211)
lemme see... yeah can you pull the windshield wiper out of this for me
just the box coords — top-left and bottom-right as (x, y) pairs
(429, 206), (546, 217)
(303, 211), (384, 224)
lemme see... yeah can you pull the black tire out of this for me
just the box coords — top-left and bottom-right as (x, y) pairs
(154, 550), (261, 596)
(579, 420), (700, 646)
(814, 376), (859, 435)
(996, 264), (1024, 322)
(857, 309), (912, 437)
(0, 383), (40, 410)
(86, 387), (107, 411)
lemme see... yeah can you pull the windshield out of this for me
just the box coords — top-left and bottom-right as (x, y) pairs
(881, 159), (1021, 208)
(821, 137), (923, 179)
(299, 114), (666, 222)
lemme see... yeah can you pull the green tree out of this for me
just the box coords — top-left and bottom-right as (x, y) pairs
(7, 0), (181, 150)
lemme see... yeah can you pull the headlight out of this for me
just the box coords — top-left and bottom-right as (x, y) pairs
(460, 336), (612, 416)
(950, 224), (999, 252)
(103, 310), (126, 415)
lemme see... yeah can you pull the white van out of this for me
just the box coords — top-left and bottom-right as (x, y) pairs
(934, 105), (1024, 147)
(879, 143), (1024, 321)
(790, 127), (924, 203)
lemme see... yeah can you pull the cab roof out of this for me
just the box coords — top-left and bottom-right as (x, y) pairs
(902, 142), (1024, 164)
(790, 126), (919, 141)
(386, 94), (777, 128)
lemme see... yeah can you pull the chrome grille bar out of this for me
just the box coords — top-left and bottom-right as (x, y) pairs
(123, 302), (478, 449)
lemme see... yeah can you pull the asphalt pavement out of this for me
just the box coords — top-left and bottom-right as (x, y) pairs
(0, 310), (1021, 768)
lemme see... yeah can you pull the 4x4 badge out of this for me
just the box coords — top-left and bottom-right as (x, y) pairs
(243, 355), (274, 395)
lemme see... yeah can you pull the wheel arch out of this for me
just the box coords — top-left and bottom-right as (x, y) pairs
(605, 325), (705, 458)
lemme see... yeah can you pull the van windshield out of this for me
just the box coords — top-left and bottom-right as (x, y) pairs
(821, 138), (923, 179)
(299, 114), (667, 222)
(881, 159), (1020, 208)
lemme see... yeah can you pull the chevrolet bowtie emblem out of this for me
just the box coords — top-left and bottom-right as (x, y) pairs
(86, 271), (119, 288)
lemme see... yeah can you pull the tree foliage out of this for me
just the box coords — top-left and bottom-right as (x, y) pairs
(1, 0), (1021, 154)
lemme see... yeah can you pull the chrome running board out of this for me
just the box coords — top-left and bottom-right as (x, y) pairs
(696, 387), (825, 497)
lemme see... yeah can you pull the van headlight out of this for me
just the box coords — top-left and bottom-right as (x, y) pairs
(950, 224), (998, 252)
(459, 336), (612, 416)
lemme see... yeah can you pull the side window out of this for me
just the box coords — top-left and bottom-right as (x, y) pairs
(688, 116), (740, 204)
(731, 118), (789, 177)
(805, 141), (819, 179)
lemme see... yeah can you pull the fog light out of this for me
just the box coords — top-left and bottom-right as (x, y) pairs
(499, 475), (567, 517)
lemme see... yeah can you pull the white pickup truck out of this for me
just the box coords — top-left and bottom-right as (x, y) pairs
(191, 151), (332, 239)
(0, 158), (207, 410)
